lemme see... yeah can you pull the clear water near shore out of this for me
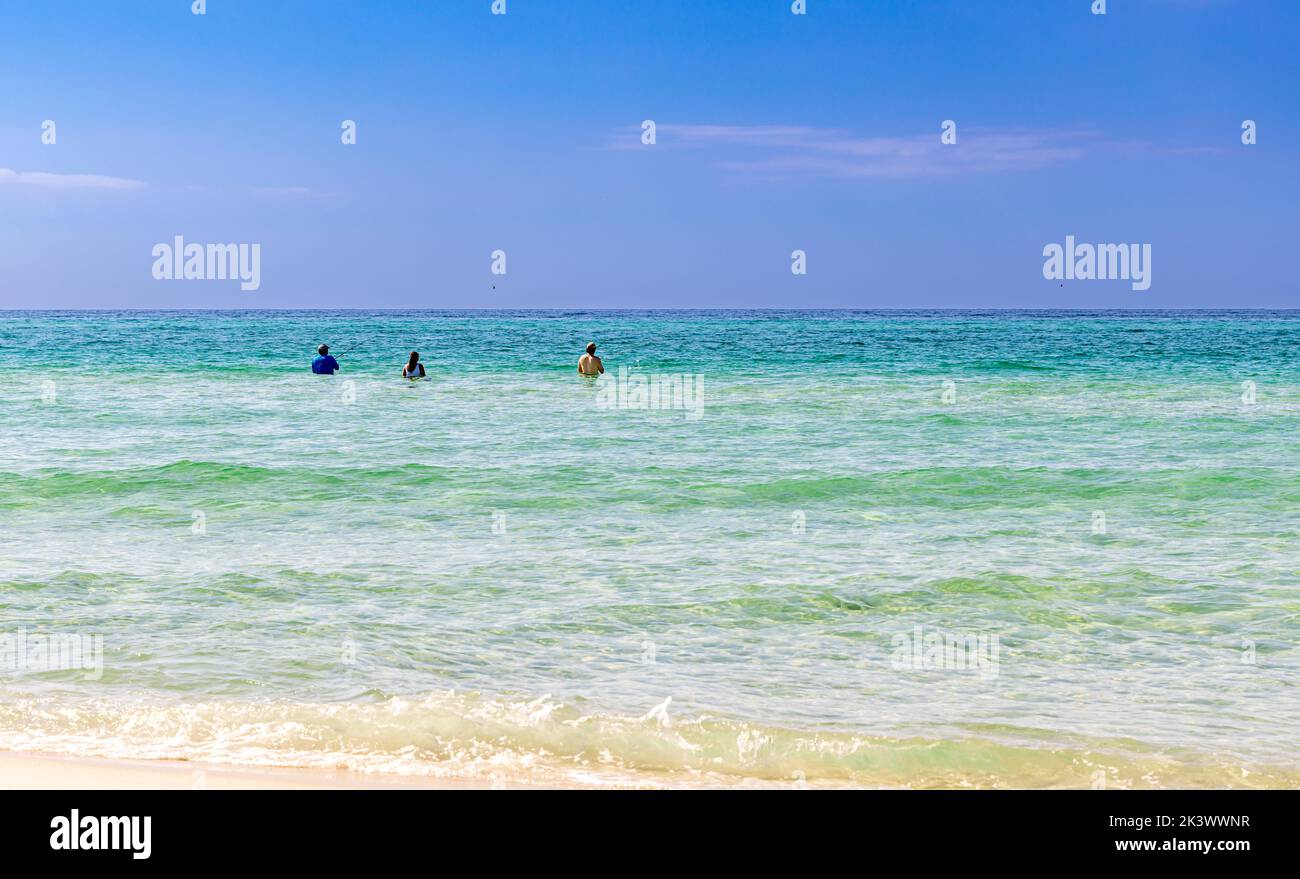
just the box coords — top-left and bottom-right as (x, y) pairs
(1, 310), (1297, 788)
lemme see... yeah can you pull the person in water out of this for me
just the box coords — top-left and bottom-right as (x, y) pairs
(577, 342), (604, 376)
(312, 344), (340, 375)
(402, 351), (426, 379)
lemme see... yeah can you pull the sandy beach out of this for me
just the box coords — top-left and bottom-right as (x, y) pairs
(0, 751), (507, 790)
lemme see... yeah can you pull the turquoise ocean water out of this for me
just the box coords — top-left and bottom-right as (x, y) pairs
(1, 310), (1297, 788)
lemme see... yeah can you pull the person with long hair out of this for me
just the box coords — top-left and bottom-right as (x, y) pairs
(402, 351), (426, 380)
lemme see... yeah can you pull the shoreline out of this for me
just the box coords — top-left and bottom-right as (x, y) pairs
(5, 748), (1294, 790)
(0, 750), (535, 790)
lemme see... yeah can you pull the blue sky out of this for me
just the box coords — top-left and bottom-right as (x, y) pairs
(0, 0), (1296, 308)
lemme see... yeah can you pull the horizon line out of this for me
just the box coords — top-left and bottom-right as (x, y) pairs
(2, 307), (1299, 314)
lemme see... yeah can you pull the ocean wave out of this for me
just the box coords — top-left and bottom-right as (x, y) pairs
(0, 691), (1291, 789)
(1, 461), (1293, 513)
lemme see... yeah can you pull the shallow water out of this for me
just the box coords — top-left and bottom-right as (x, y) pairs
(1, 310), (1297, 787)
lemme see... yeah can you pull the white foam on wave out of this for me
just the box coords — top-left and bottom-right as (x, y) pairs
(0, 690), (1292, 789)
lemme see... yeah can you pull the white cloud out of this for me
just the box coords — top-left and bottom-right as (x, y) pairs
(0, 167), (144, 190)
(608, 123), (1220, 180)
(623, 124), (1095, 179)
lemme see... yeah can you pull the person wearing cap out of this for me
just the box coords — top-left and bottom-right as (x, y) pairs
(312, 344), (341, 375)
(577, 342), (603, 376)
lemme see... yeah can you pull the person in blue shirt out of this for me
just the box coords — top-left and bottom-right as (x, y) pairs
(311, 344), (340, 375)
